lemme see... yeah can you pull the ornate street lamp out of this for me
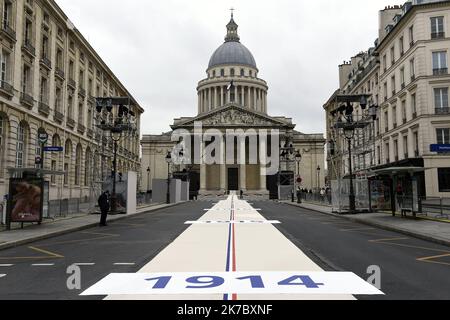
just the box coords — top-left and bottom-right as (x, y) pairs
(165, 151), (172, 204)
(95, 97), (137, 214)
(295, 150), (302, 203)
(317, 165), (321, 192)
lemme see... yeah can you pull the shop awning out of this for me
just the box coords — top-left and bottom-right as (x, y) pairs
(370, 167), (425, 176)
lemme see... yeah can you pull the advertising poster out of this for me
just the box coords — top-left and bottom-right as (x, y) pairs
(8, 178), (44, 223)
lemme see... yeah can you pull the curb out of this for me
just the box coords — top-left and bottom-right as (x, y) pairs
(282, 201), (450, 248)
(0, 201), (187, 252)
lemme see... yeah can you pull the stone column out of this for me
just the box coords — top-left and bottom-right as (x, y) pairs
(200, 141), (207, 193)
(234, 85), (238, 104)
(227, 86), (231, 104)
(214, 87), (217, 109)
(247, 87), (251, 109)
(198, 92), (201, 114)
(220, 86), (224, 106)
(253, 88), (257, 111)
(240, 164), (247, 191)
(241, 86), (245, 107)
(220, 135), (226, 191)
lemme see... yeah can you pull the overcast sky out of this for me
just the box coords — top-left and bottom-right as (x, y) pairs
(56, 0), (404, 136)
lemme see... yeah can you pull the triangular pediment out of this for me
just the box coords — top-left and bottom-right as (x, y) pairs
(172, 104), (294, 129)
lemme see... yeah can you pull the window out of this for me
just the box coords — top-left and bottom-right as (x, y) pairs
(400, 67), (405, 87)
(67, 95), (73, 118)
(240, 69), (244, 76)
(410, 58), (415, 79)
(87, 106), (92, 129)
(399, 36), (404, 55)
(377, 146), (381, 165)
(51, 160), (56, 183)
(401, 100), (406, 123)
(41, 34), (49, 59)
(394, 140), (399, 161)
(436, 128), (450, 144)
(3, 0), (12, 28)
(15, 123), (26, 168)
(383, 82), (388, 101)
(391, 76), (396, 95)
(409, 25), (414, 45)
(403, 135), (408, 159)
(79, 70), (84, 88)
(212, 70), (216, 77)
(22, 64), (31, 94)
(74, 144), (82, 186)
(55, 87), (61, 112)
(392, 105), (397, 127)
(390, 46), (395, 65)
(39, 77), (48, 103)
(1, 50), (10, 84)
(384, 110), (389, 131)
(414, 131), (419, 157)
(0, 116), (4, 174)
(385, 142), (390, 163)
(434, 88), (449, 113)
(438, 168), (450, 192)
(431, 16), (444, 39)
(383, 54), (387, 71)
(220, 69), (224, 76)
(63, 163), (68, 185)
(24, 19), (33, 44)
(69, 60), (74, 79)
(230, 68), (235, 77)
(432, 51), (447, 75)
(56, 49), (63, 70)
(78, 102), (84, 124)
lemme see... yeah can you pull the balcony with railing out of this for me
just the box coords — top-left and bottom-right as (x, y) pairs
(78, 87), (86, 98)
(38, 101), (50, 116)
(435, 107), (450, 114)
(55, 67), (65, 80)
(0, 80), (14, 97)
(22, 39), (35, 56)
(68, 78), (76, 89)
(67, 116), (76, 128)
(54, 110), (64, 123)
(1, 21), (16, 42)
(40, 56), (51, 70)
(20, 92), (34, 108)
(431, 32), (445, 39)
(77, 123), (86, 134)
(433, 68), (448, 76)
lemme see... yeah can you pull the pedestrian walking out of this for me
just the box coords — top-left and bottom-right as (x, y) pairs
(98, 191), (110, 227)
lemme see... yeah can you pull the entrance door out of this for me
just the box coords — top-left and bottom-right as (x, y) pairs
(228, 168), (239, 191)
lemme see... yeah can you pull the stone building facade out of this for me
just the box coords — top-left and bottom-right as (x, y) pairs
(0, 0), (143, 202)
(324, 0), (450, 199)
(141, 15), (325, 197)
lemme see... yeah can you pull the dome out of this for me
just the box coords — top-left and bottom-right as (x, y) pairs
(208, 42), (257, 69)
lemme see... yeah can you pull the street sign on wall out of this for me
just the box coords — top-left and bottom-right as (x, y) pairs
(430, 144), (450, 153)
(43, 146), (64, 152)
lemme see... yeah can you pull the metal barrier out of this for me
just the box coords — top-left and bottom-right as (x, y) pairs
(300, 192), (332, 206)
(418, 197), (450, 219)
(137, 193), (152, 206)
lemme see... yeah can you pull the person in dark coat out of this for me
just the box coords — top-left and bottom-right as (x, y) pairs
(98, 191), (110, 227)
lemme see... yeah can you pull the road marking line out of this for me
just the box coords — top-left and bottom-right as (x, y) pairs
(369, 237), (409, 243)
(31, 263), (55, 266)
(28, 246), (64, 258)
(340, 227), (375, 232)
(0, 264), (13, 267)
(74, 263), (95, 266)
(0, 274), (5, 278)
(113, 263), (136, 266)
(370, 240), (449, 253)
(185, 220), (280, 225)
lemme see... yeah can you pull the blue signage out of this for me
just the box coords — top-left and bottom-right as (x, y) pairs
(43, 146), (64, 152)
(430, 144), (450, 153)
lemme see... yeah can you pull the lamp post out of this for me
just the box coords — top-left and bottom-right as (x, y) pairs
(295, 150), (302, 203)
(147, 167), (151, 193)
(95, 97), (137, 215)
(317, 165), (321, 192)
(165, 151), (172, 204)
(344, 124), (356, 213)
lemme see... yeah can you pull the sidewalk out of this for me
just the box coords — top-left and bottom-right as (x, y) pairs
(282, 201), (450, 247)
(0, 202), (186, 251)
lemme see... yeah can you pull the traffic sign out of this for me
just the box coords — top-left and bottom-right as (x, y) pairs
(44, 146), (64, 152)
(297, 177), (302, 183)
(38, 132), (48, 144)
(35, 156), (42, 165)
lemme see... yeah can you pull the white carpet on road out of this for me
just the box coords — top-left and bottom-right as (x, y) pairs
(81, 194), (383, 300)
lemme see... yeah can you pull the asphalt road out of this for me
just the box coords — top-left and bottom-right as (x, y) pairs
(0, 201), (213, 300)
(255, 200), (450, 300)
